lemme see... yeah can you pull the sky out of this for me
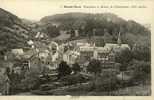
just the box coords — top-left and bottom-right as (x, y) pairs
(0, 0), (153, 24)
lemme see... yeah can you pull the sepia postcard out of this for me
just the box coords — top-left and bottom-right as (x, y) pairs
(0, 0), (153, 100)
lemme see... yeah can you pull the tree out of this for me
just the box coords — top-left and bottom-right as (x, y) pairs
(127, 60), (151, 84)
(132, 38), (150, 61)
(70, 29), (75, 38)
(72, 62), (81, 74)
(84, 17), (96, 37)
(86, 59), (102, 90)
(57, 61), (72, 79)
(44, 25), (60, 37)
(115, 48), (132, 71)
(87, 59), (101, 75)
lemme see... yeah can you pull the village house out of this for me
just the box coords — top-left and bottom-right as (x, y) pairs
(62, 32), (130, 66)
(11, 49), (24, 56)
(63, 50), (80, 65)
(4, 43), (52, 74)
(79, 32), (129, 62)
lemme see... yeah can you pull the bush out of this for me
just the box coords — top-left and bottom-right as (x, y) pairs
(115, 48), (132, 71)
(59, 73), (88, 85)
(0, 73), (8, 94)
(87, 59), (101, 74)
(128, 60), (150, 74)
(92, 72), (120, 91)
(19, 70), (41, 90)
(132, 38), (150, 61)
(57, 61), (72, 79)
(127, 60), (151, 84)
(72, 62), (81, 74)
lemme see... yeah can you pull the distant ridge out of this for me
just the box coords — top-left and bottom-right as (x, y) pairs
(38, 12), (150, 38)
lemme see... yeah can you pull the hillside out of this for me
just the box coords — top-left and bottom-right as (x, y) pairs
(39, 12), (150, 38)
(0, 8), (34, 52)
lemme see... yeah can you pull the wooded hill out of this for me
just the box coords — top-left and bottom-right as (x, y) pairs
(0, 8), (34, 53)
(39, 12), (150, 37)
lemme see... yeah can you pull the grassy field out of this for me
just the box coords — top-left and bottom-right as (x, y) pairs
(25, 83), (151, 96)
(86, 84), (151, 96)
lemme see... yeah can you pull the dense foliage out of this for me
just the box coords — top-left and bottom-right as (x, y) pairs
(0, 8), (32, 52)
(41, 24), (60, 37)
(115, 48), (132, 71)
(72, 62), (81, 74)
(87, 59), (102, 74)
(20, 70), (41, 90)
(128, 60), (151, 77)
(57, 61), (72, 79)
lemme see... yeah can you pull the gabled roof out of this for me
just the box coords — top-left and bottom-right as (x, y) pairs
(78, 43), (130, 54)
